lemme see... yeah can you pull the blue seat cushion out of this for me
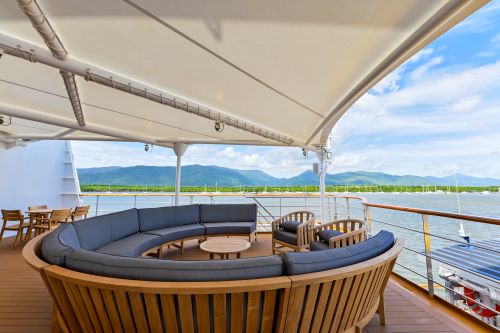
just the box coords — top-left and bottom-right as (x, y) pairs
(310, 241), (330, 251)
(41, 224), (81, 265)
(318, 229), (343, 242)
(203, 222), (256, 235)
(200, 204), (257, 223)
(283, 231), (395, 275)
(72, 209), (139, 251)
(274, 229), (297, 245)
(65, 250), (284, 281)
(95, 233), (163, 257)
(138, 205), (200, 231)
(144, 224), (206, 243)
(281, 221), (300, 233)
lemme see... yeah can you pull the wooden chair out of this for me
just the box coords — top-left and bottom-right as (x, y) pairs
(71, 205), (90, 221)
(272, 211), (315, 253)
(309, 219), (367, 249)
(0, 210), (30, 247)
(33, 209), (72, 236)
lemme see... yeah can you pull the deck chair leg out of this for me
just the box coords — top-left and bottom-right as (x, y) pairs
(378, 293), (386, 326)
(12, 232), (19, 248)
(0, 223), (6, 243)
(180, 241), (184, 255)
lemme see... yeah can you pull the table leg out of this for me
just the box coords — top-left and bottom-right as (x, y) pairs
(237, 252), (241, 259)
(210, 253), (214, 260)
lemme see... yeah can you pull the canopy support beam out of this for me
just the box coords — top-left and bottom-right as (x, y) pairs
(0, 33), (307, 148)
(16, 0), (86, 127)
(173, 143), (188, 206)
(0, 103), (173, 149)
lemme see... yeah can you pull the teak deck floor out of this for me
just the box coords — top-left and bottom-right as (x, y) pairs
(0, 234), (484, 333)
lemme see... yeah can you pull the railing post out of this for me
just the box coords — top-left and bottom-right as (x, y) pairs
(346, 198), (350, 219)
(334, 197), (338, 220)
(422, 214), (435, 297)
(363, 205), (372, 236)
(279, 197), (282, 217)
(133, 195), (137, 208)
(95, 195), (99, 216)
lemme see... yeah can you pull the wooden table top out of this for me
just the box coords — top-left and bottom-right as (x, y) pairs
(25, 209), (52, 214)
(200, 237), (251, 254)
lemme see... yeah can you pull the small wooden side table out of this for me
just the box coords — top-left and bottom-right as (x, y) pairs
(200, 237), (251, 259)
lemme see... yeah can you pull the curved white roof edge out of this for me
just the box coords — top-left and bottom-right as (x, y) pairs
(0, 0), (489, 152)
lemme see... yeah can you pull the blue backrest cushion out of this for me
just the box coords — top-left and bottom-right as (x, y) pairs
(65, 250), (284, 281)
(283, 230), (395, 275)
(72, 209), (139, 251)
(281, 221), (301, 233)
(138, 205), (200, 231)
(41, 223), (81, 265)
(200, 204), (257, 223)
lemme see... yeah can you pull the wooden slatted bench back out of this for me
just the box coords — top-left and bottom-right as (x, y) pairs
(23, 234), (403, 333)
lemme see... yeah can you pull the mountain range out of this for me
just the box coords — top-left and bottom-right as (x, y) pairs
(77, 165), (500, 187)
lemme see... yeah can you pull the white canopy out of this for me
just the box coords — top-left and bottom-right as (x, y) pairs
(0, 0), (487, 151)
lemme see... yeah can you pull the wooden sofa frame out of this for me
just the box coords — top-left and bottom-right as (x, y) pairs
(272, 211), (315, 254)
(309, 219), (367, 249)
(24, 233), (403, 333)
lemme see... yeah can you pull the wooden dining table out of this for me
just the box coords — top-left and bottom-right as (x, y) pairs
(24, 209), (52, 240)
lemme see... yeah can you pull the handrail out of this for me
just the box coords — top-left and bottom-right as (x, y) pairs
(363, 202), (500, 225)
(79, 192), (357, 198)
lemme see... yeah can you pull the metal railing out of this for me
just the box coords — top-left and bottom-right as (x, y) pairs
(79, 192), (499, 328)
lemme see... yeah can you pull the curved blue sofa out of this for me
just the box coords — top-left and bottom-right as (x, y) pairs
(40, 204), (396, 282)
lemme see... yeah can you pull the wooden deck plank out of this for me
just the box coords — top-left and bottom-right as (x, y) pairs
(0, 234), (489, 333)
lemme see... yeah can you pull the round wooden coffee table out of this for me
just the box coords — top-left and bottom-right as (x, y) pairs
(200, 237), (251, 259)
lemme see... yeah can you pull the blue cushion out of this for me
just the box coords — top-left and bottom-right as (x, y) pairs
(95, 233), (163, 257)
(310, 241), (330, 251)
(65, 250), (284, 281)
(203, 222), (256, 235)
(318, 229), (343, 242)
(274, 229), (297, 245)
(283, 231), (395, 275)
(281, 221), (300, 233)
(72, 209), (139, 251)
(144, 224), (206, 243)
(41, 224), (81, 265)
(138, 205), (200, 231)
(200, 204), (257, 223)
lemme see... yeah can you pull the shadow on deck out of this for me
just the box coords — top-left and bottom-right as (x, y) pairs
(0, 234), (485, 333)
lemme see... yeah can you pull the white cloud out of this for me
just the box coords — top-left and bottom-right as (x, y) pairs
(476, 51), (495, 58)
(448, 95), (482, 112)
(408, 56), (444, 81)
(408, 48), (434, 63)
(330, 133), (500, 178)
(491, 33), (500, 44)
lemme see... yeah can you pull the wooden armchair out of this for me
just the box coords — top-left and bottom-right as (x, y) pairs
(272, 211), (315, 254)
(71, 205), (90, 221)
(309, 219), (366, 250)
(33, 209), (72, 236)
(0, 210), (30, 247)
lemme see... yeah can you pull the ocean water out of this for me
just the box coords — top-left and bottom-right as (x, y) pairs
(81, 192), (500, 289)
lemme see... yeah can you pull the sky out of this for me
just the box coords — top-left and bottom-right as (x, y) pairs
(72, 2), (500, 179)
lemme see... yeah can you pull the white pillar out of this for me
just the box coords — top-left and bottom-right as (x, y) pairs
(173, 143), (188, 206)
(316, 149), (328, 223)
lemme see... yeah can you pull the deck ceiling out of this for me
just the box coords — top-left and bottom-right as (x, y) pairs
(0, 0), (488, 150)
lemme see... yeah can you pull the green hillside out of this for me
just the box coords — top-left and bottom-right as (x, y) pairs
(77, 165), (500, 186)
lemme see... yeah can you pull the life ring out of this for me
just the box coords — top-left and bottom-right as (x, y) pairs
(463, 287), (499, 318)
